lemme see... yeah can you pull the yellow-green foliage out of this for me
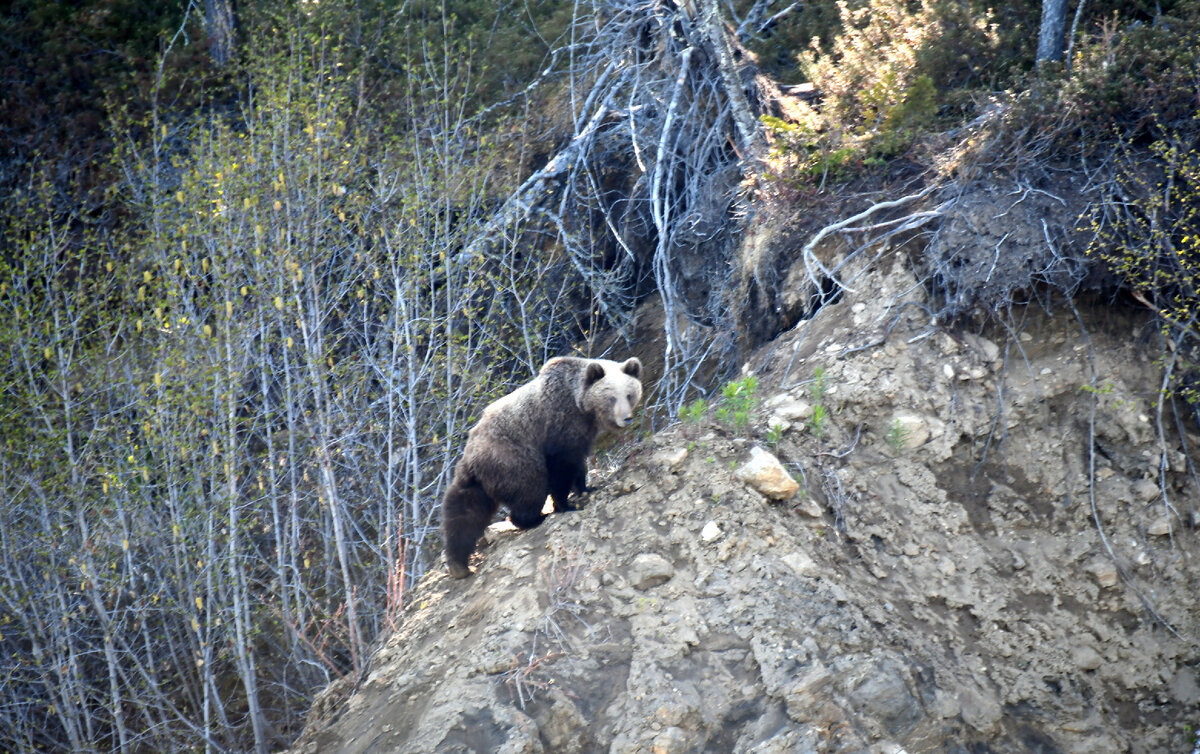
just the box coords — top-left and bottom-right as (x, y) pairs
(1087, 120), (1200, 405)
(801, 0), (997, 157)
(0, 9), (596, 750)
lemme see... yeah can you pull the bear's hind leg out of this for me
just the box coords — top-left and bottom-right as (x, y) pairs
(442, 475), (497, 579)
(507, 492), (549, 530)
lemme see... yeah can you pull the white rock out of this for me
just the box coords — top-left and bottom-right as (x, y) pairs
(767, 415), (792, 433)
(943, 363), (956, 380)
(770, 397), (813, 422)
(700, 521), (723, 543)
(1072, 645), (1103, 671)
(736, 447), (801, 501)
(889, 413), (931, 450)
(656, 447), (689, 471)
(781, 550), (819, 577)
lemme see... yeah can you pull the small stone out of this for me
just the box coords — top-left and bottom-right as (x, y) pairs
(771, 397), (813, 422)
(943, 363), (955, 379)
(960, 686), (1002, 734)
(700, 521), (723, 543)
(782, 550), (819, 577)
(630, 553), (674, 590)
(1147, 516), (1172, 537)
(767, 415), (792, 433)
(651, 726), (690, 754)
(736, 447), (800, 501)
(1132, 478), (1159, 502)
(657, 447), (689, 471)
(1084, 558), (1119, 588)
(963, 332), (1001, 363)
(794, 496), (823, 518)
(938, 558), (956, 576)
(1071, 645), (1103, 671)
(889, 413), (930, 449)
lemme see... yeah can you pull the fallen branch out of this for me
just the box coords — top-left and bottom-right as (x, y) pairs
(800, 184), (941, 293)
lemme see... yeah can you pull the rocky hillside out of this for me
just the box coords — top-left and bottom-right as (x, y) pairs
(286, 240), (1200, 753)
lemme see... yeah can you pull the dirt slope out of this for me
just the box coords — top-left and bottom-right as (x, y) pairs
(288, 256), (1200, 754)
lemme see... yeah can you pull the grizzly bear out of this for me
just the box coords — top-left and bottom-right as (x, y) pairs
(441, 356), (644, 578)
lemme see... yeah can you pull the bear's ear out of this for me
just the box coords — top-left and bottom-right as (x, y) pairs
(584, 362), (606, 387)
(621, 357), (642, 380)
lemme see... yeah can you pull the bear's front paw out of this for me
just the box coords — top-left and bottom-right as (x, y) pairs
(447, 562), (473, 579)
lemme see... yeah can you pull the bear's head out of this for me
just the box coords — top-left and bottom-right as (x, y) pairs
(583, 357), (643, 430)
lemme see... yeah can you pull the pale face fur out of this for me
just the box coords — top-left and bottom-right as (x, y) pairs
(582, 357), (643, 431)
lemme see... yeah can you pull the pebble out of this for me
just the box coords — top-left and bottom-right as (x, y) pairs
(630, 553), (674, 590)
(782, 550), (820, 578)
(1132, 478), (1159, 502)
(770, 397), (812, 422)
(890, 413), (930, 449)
(700, 521), (723, 543)
(1071, 645), (1103, 671)
(657, 447), (689, 471)
(1147, 517), (1172, 537)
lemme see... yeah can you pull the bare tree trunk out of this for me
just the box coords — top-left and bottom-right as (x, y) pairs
(700, 0), (766, 163)
(1037, 0), (1069, 66)
(205, 0), (237, 67)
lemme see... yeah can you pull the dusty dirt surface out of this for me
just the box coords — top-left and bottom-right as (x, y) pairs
(287, 255), (1199, 753)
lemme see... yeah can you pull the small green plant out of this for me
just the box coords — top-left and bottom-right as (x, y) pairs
(804, 367), (833, 439)
(808, 404), (829, 438)
(765, 422), (785, 448)
(809, 367), (829, 403)
(679, 396), (707, 424)
(1079, 381), (1115, 395)
(714, 374), (759, 434)
(885, 418), (910, 454)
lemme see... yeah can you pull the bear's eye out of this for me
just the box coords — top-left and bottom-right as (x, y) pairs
(609, 396), (617, 406)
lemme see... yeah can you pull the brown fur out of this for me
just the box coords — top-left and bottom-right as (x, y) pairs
(441, 357), (643, 578)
